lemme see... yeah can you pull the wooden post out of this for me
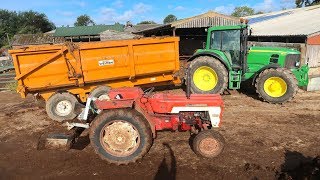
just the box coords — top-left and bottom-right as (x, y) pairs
(300, 43), (307, 65)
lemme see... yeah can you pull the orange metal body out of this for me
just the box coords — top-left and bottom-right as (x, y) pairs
(9, 37), (181, 102)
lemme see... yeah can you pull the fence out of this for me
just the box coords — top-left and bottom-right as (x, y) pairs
(0, 57), (15, 91)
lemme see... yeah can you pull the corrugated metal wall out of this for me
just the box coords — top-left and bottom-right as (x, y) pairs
(175, 17), (238, 28)
(306, 45), (320, 67)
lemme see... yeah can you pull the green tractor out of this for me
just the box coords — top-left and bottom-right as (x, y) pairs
(188, 24), (309, 103)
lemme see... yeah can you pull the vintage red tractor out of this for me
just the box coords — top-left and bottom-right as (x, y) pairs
(86, 87), (225, 165)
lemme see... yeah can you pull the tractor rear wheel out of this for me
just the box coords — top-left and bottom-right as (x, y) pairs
(90, 109), (152, 165)
(255, 68), (298, 104)
(192, 130), (225, 158)
(46, 92), (78, 122)
(189, 56), (228, 94)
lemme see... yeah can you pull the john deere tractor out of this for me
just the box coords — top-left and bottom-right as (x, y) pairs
(188, 24), (309, 104)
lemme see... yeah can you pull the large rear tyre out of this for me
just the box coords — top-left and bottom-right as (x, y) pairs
(192, 130), (225, 158)
(189, 56), (228, 94)
(46, 92), (78, 122)
(255, 68), (298, 104)
(90, 109), (152, 165)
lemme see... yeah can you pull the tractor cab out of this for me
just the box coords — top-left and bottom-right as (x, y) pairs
(207, 24), (248, 72)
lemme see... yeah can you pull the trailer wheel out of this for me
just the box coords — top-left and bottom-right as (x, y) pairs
(46, 92), (78, 122)
(255, 68), (298, 104)
(189, 56), (228, 94)
(192, 130), (225, 158)
(89, 86), (110, 100)
(90, 109), (152, 165)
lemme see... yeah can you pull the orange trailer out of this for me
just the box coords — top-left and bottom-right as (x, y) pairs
(9, 37), (181, 121)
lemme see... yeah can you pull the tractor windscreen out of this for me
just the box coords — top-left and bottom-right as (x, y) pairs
(211, 30), (241, 66)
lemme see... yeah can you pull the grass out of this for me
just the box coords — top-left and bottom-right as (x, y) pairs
(4, 81), (17, 92)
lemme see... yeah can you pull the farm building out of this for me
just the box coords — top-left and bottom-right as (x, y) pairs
(11, 23), (148, 48)
(245, 5), (320, 91)
(135, 11), (240, 58)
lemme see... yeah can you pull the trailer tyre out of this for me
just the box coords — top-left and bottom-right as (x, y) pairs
(46, 92), (78, 122)
(89, 86), (110, 100)
(189, 56), (228, 94)
(192, 130), (225, 158)
(90, 109), (152, 165)
(255, 68), (298, 104)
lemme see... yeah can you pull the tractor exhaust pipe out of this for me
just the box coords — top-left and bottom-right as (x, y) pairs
(186, 67), (191, 99)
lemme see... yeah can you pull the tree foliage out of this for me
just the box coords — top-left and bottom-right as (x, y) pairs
(137, 21), (157, 25)
(296, 0), (320, 7)
(0, 9), (55, 47)
(163, 14), (177, 24)
(231, 6), (255, 17)
(74, 15), (95, 26)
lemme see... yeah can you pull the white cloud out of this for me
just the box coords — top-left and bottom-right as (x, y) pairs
(214, 4), (235, 15)
(254, 0), (275, 12)
(280, 0), (295, 9)
(174, 6), (186, 11)
(112, 0), (124, 8)
(73, 1), (86, 8)
(98, 3), (152, 23)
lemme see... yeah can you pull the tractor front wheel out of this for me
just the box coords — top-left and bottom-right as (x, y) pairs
(192, 130), (225, 158)
(255, 68), (298, 104)
(189, 56), (228, 94)
(90, 109), (152, 165)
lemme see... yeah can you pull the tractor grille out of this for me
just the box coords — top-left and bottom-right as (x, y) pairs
(285, 54), (300, 69)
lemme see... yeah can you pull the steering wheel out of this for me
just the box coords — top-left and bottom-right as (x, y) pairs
(143, 87), (155, 97)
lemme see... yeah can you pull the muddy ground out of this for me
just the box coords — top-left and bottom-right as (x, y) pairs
(0, 89), (319, 180)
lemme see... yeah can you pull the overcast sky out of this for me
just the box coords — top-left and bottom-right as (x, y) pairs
(0, 0), (296, 26)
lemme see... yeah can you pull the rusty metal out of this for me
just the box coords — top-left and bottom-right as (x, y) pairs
(198, 137), (219, 156)
(101, 121), (140, 157)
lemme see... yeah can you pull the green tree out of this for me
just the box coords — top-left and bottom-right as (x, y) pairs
(231, 6), (255, 17)
(296, 0), (320, 7)
(0, 9), (55, 47)
(74, 15), (95, 26)
(18, 10), (55, 34)
(163, 14), (177, 24)
(137, 21), (157, 25)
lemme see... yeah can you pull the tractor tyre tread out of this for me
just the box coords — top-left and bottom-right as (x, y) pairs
(89, 109), (153, 165)
(189, 56), (228, 94)
(255, 68), (298, 104)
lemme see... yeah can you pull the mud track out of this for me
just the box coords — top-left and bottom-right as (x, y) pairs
(0, 90), (319, 179)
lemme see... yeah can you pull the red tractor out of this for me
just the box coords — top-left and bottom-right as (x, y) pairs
(87, 87), (225, 165)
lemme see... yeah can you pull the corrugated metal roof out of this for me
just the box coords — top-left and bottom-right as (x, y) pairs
(171, 11), (239, 28)
(125, 24), (163, 33)
(12, 34), (65, 46)
(53, 24), (124, 37)
(136, 11), (239, 33)
(245, 5), (320, 36)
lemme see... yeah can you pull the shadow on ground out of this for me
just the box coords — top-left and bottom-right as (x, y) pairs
(277, 150), (320, 180)
(154, 143), (177, 180)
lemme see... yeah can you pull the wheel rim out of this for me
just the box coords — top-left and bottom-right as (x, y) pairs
(263, 77), (287, 98)
(55, 100), (73, 117)
(193, 66), (218, 91)
(198, 137), (220, 156)
(100, 120), (140, 157)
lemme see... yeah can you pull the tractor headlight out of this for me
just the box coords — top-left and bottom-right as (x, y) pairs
(295, 61), (300, 67)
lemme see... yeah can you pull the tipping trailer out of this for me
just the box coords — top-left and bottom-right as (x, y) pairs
(9, 37), (181, 121)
